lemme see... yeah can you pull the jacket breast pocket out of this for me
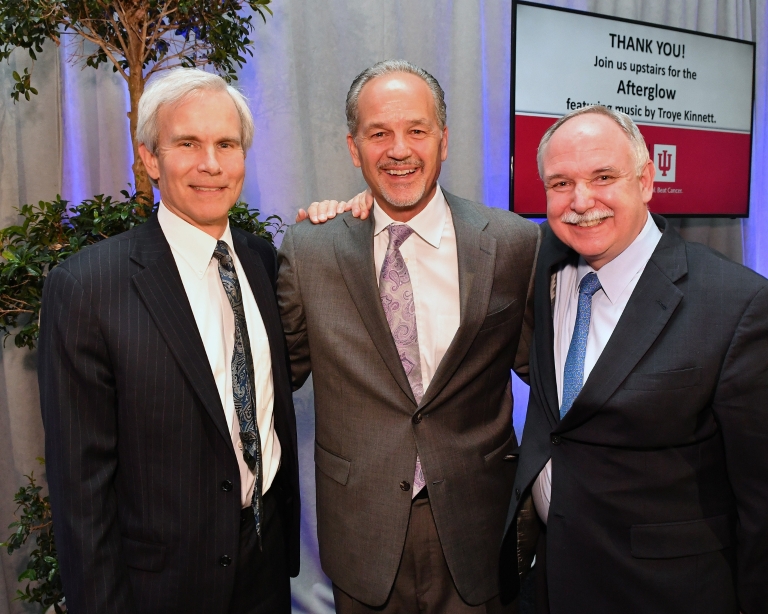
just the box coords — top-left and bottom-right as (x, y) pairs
(122, 536), (167, 572)
(630, 514), (732, 559)
(478, 300), (519, 332)
(623, 367), (702, 391)
(315, 441), (351, 485)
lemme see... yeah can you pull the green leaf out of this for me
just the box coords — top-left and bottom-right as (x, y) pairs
(18, 568), (37, 581)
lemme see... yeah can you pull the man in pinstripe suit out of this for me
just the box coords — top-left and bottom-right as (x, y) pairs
(38, 69), (299, 614)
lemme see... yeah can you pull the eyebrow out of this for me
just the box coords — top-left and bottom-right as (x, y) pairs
(544, 173), (569, 183)
(363, 118), (431, 131)
(544, 166), (623, 183)
(170, 134), (242, 144)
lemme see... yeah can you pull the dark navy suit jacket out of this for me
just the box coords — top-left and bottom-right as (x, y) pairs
(39, 215), (299, 614)
(501, 215), (768, 614)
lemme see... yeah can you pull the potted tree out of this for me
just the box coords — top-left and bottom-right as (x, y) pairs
(1, 0), (274, 197)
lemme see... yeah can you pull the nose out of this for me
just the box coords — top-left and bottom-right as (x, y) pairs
(571, 181), (595, 213)
(197, 145), (222, 175)
(387, 132), (411, 160)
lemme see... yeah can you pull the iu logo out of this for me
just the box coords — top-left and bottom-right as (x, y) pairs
(653, 144), (676, 183)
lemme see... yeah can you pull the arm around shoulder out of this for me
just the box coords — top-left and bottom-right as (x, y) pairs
(276, 225), (312, 390)
(513, 222), (543, 382)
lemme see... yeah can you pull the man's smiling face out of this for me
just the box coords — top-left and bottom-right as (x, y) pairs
(347, 72), (448, 221)
(140, 89), (245, 237)
(542, 113), (654, 270)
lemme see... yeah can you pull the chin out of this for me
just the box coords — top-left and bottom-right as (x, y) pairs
(380, 186), (428, 210)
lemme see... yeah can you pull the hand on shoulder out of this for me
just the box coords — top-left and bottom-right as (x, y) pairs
(294, 189), (373, 224)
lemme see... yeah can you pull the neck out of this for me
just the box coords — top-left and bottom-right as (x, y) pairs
(162, 201), (228, 239)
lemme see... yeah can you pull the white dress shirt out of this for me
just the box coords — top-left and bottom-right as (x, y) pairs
(158, 203), (280, 508)
(532, 212), (662, 523)
(372, 184), (460, 392)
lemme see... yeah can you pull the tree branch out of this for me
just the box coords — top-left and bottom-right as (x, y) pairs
(64, 25), (129, 81)
(105, 0), (132, 63)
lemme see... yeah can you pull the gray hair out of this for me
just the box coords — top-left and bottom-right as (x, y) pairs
(345, 60), (447, 136)
(137, 68), (254, 159)
(537, 105), (650, 179)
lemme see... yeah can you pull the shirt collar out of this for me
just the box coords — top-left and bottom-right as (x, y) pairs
(372, 183), (447, 248)
(157, 201), (234, 279)
(576, 211), (662, 304)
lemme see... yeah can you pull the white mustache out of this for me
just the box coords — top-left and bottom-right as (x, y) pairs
(377, 159), (424, 170)
(560, 209), (615, 224)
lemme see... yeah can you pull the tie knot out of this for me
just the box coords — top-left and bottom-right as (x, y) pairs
(387, 224), (415, 248)
(579, 272), (602, 297)
(213, 240), (232, 266)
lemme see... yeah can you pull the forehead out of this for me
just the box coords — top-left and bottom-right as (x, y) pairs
(158, 90), (241, 134)
(357, 72), (436, 125)
(543, 114), (633, 173)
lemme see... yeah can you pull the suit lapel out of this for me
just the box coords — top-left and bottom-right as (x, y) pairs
(419, 192), (496, 409)
(335, 215), (417, 405)
(130, 216), (232, 447)
(558, 215), (687, 431)
(534, 225), (573, 423)
(232, 233), (289, 387)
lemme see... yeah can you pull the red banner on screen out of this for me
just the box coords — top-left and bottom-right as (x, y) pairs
(513, 113), (751, 216)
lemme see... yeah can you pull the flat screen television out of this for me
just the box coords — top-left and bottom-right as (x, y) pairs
(511, 2), (755, 217)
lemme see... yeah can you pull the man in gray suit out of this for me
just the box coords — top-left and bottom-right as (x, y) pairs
(277, 60), (539, 613)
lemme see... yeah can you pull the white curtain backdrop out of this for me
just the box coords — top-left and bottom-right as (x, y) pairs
(0, 1), (764, 612)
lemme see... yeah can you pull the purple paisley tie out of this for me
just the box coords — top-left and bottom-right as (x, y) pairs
(379, 224), (426, 498)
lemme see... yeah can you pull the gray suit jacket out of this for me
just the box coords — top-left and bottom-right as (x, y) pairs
(277, 191), (540, 605)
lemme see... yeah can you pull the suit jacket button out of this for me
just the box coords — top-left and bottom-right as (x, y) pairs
(551, 435), (561, 445)
(400, 480), (411, 491)
(220, 480), (233, 492)
(515, 488), (521, 500)
(219, 555), (232, 567)
(413, 412), (422, 424)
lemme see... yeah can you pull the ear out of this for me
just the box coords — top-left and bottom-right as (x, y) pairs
(440, 126), (449, 162)
(639, 159), (655, 204)
(347, 133), (362, 168)
(138, 143), (161, 182)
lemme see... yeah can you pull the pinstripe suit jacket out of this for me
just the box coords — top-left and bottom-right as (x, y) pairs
(38, 214), (299, 614)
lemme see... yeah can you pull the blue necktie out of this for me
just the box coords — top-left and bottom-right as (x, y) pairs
(213, 241), (264, 547)
(560, 272), (602, 419)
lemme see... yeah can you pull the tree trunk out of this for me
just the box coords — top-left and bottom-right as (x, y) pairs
(127, 69), (152, 209)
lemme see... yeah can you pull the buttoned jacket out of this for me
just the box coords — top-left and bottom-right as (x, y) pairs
(500, 215), (768, 614)
(278, 191), (540, 606)
(39, 215), (300, 614)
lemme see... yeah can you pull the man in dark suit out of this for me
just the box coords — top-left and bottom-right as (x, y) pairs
(38, 68), (299, 614)
(500, 105), (768, 613)
(278, 60), (539, 613)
